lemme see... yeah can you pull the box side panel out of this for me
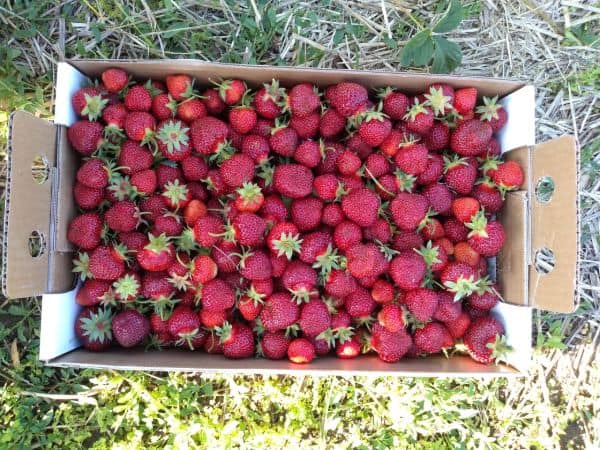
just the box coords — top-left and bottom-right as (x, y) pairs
(40, 290), (81, 360)
(68, 60), (525, 97)
(491, 302), (532, 371)
(498, 85), (536, 150)
(55, 62), (89, 126)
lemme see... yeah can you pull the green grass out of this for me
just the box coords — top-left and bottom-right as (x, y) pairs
(1, 1), (599, 448)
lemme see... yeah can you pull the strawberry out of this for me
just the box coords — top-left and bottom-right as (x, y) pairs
(221, 212), (266, 247)
(365, 218), (392, 243)
(151, 93), (177, 120)
(254, 80), (284, 119)
(390, 192), (429, 231)
(156, 163), (183, 187)
(102, 102), (128, 137)
(321, 203), (344, 226)
(72, 87), (108, 121)
(124, 112), (156, 143)
(294, 140), (322, 168)
(451, 197), (480, 223)
(189, 116), (229, 155)
(290, 111), (320, 139)
(389, 252), (426, 291)
(201, 278), (235, 311)
(421, 183), (452, 215)
(453, 241), (480, 267)
(405, 288), (439, 322)
(345, 286), (376, 321)
(312, 174), (343, 202)
(464, 316), (510, 364)
(287, 338), (316, 363)
(231, 182), (263, 213)
(423, 84), (454, 116)
(299, 299), (332, 337)
(266, 222), (301, 259)
(358, 111), (392, 147)
(323, 269), (357, 298)
(273, 164), (313, 199)
(229, 104), (258, 134)
(291, 197), (323, 232)
(162, 180), (191, 209)
(118, 231), (149, 252)
(319, 108), (346, 138)
(413, 322), (453, 354)
(336, 150), (361, 176)
(404, 101), (434, 134)
(238, 249), (272, 281)
(466, 212), (506, 257)
(467, 283), (500, 310)
(204, 332), (224, 354)
(139, 194), (167, 223)
(179, 156), (208, 183)
(68, 212), (103, 250)
(137, 233), (175, 272)
(453, 87), (477, 114)
(167, 305), (201, 349)
(217, 79), (246, 105)
(450, 119), (492, 156)
(260, 292), (300, 332)
(440, 262), (480, 300)
(68, 120), (105, 155)
(472, 180), (503, 213)
(165, 74), (194, 101)
(238, 292), (264, 321)
(260, 194), (289, 223)
(89, 245), (126, 280)
(328, 82), (368, 117)
(112, 309), (150, 348)
(124, 85), (152, 112)
(484, 137), (501, 157)
(112, 272), (141, 302)
(241, 134), (270, 164)
(199, 309), (227, 328)
(333, 221), (362, 251)
(422, 121), (450, 152)
(282, 261), (318, 303)
(188, 255), (217, 284)
(75, 307), (114, 351)
(269, 125), (299, 157)
(219, 153), (255, 189)
(101, 68), (128, 93)
(118, 140), (153, 175)
(215, 322), (254, 359)
(201, 88), (226, 115)
(443, 155), (477, 195)
(364, 153), (390, 178)
(371, 279), (395, 304)
(394, 142), (429, 175)
(491, 160), (524, 193)
(156, 119), (191, 161)
(317, 141), (345, 174)
(341, 187), (380, 227)
(370, 323), (412, 363)
(283, 83), (319, 117)
(346, 243), (388, 279)
(377, 303), (404, 332)
(175, 98), (206, 123)
(336, 335), (361, 359)
(105, 200), (141, 232)
(443, 218), (469, 244)
(445, 311), (471, 339)
(260, 331), (289, 360)
(193, 215), (224, 247)
(476, 96), (507, 132)
(76, 279), (112, 306)
(77, 158), (112, 189)
(433, 291), (462, 323)
(380, 88), (410, 120)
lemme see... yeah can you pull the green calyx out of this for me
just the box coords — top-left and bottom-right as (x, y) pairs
(73, 252), (92, 280)
(414, 241), (442, 269)
(465, 209), (489, 238)
(264, 79), (285, 102)
(145, 233), (171, 254)
(272, 231), (303, 260)
(403, 99), (428, 122)
(487, 334), (513, 365)
(444, 276), (480, 302)
(257, 161), (275, 187)
(215, 321), (233, 345)
(376, 240), (399, 262)
(244, 285), (266, 305)
(156, 120), (190, 154)
(177, 227), (199, 254)
(479, 156), (501, 175)
(354, 315), (375, 331)
(253, 317), (265, 336)
(424, 86), (452, 116)
(312, 244), (344, 277)
(152, 295), (179, 321)
(316, 328), (337, 349)
(443, 154), (469, 173)
(289, 285), (317, 305)
(417, 207), (438, 233)
(208, 140), (235, 164)
(113, 274), (140, 301)
(79, 307), (113, 343)
(394, 168), (417, 192)
(144, 79), (163, 97)
(236, 182), (263, 203)
(168, 272), (191, 291)
(476, 96), (502, 122)
(162, 179), (189, 207)
(284, 324), (300, 338)
(82, 93), (108, 121)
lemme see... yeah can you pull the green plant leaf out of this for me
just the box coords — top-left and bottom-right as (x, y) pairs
(431, 35), (462, 73)
(433, 0), (465, 33)
(401, 30), (434, 67)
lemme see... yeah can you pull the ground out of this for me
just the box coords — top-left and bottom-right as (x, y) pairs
(0, 1), (598, 449)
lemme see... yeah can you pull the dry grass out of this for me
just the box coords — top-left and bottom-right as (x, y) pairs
(0, 1), (599, 448)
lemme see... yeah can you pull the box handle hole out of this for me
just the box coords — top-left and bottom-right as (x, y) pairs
(28, 231), (46, 258)
(31, 155), (49, 184)
(534, 247), (555, 274)
(535, 176), (555, 204)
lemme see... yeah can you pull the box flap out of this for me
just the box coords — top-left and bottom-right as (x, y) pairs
(528, 136), (578, 312)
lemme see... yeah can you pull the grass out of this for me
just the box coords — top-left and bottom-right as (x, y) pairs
(1, 1), (599, 448)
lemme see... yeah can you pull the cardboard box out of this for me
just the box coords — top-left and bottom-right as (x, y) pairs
(3, 60), (579, 376)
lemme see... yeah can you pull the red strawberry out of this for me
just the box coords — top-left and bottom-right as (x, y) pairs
(112, 309), (150, 348)
(333, 221), (362, 251)
(317, 141), (345, 174)
(413, 322), (454, 354)
(443, 218), (469, 243)
(466, 212), (506, 257)
(405, 288), (439, 322)
(322, 203), (344, 226)
(118, 231), (149, 252)
(404, 101), (434, 134)
(450, 119), (492, 156)
(68, 120), (104, 155)
(390, 192), (429, 231)
(238, 291), (264, 321)
(238, 249), (272, 281)
(270, 254), (288, 278)
(101, 68), (128, 93)
(124, 112), (156, 143)
(76, 279), (111, 306)
(189, 116), (229, 155)
(358, 112), (392, 147)
(451, 197), (480, 223)
(472, 180), (503, 213)
(254, 81), (284, 119)
(89, 245), (126, 280)
(328, 82), (368, 117)
(241, 134), (270, 164)
(291, 197), (323, 232)
(440, 262), (480, 300)
(313, 174), (342, 202)
(284, 83), (320, 117)
(476, 96), (508, 132)
(299, 299), (332, 337)
(102, 102), (128, 137)
(341, 187), (380, 227)
(68, 212), (103, 250)
(266, 222), (301, 259)
(124, 85), (152, 112)
(294, 140), (322, 168)
(75, 306), (114, 351)
(151, 93), (177, 120)
(454, 241), (480, 267)
(203, 333), (224, 354)
(423, 84), (454, 116)
(371, 279), (395, 304)
(370, 323), (412, 363)
(467, 283), (500, 310)
(165, 74), (194, 101)
(389, 252), (426, 291)
(231, 182), (263, 213)
(324, 269), (357, 298)
(176, 98), (206, 122)
(217, 79), (246, 105)
(112, 272), (141, 302)
(336, 150), (362, 176)
(433, 291), (462, 323)
(443, 155), (477, 195)
(345, 286), (377, 320)
(180, 155), (208, 182)
(219, 153), (255, 189)
(298, 230), (333, 265)
(446, 311), (471, 339)
(491, 160), (524, 193)
(260, 292), (300, 332)
(336, 335), (361, 359)
(199, 308), (226, 328)
(193, 215), (224, 247)
(394, 142), (429, 176)
(72, 87), (108, 121)
(260, 331), (289, 360)
(229, 105), (258, 135)
(269, 125), (299, 157)
(216, 322), (254, 359)
(364, 153), (389, 178)
(77, 158), (111, 189)
(282, 261), (318, 303)
(377, 303), (404, 332)
(223, 212), (266, 247)
(201, 278), (235, 311)
(136, 233), (175, 272)
(380, 88), (410, 120)
(156, 119), (191, 161)
(189, 255), (217, 284)
(139, 194), (167, 223)
(422, 121), (450, 152)
(290, 111), (320, 138)
(453, 87), (477, 114)
(273, 164), (313, 199)
(201, 88), (226, 115)
(118, 140), (153, 175)
(209, 240), (240, 274)
(168, 305), (202, 349)
(346, 243), (388, 279)
(162, 180), (191, 209)
(320, 108), (346, 138)
(260, 194), (289, 223)
(421, 183), (452, 215)
(287, 338), (315, 363)
(105, 200), (140, 232)
(464, 316), (510, 364)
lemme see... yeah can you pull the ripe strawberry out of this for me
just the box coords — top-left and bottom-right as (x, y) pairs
(321, 203), (344, 227)
(76, 157), (112, 189)
(265, 222), (301, 260)
(161, 180), (191, 209)
(443, 155), (477, 195)
(466, 212), (506, 257)
(294, 140), (322, 168)
(137, 233), (175, 272)
(241, 134), (270, 164)
(259, 194), (288, 224)
(178, 156), (207, 182)
(124, 111), (156, 143)
(193, 215), (223, 247)
(299, 299), (332, 337)
(317, 141), (345, 174)
(112, 309), (150, 348)
(168, 305), (201, 349)
(76, 279), (111, 306)
(291, 197), (323, 232)
(269, 125), (299, 157)
(390, 192), (429, 231)
(283, 83), (319, 117)
(229, 103), (258, 134)
(151, 93), (177, 120)
(287, 338), (316, 363)
(491, 160), (524, 193)
(112, 272), (141, 302)
(72, 87), (108, 121)
(319, 108), (346, 138)
(441, 262), (480, 300)
(89, 245), (126, 280)
(273, 164), (313, 199)
(253, 80), (284, 119)
(346, 243), (388, 279)
(219, 153), (255, 189)
(445, 311), (471, 339)
(260, 292), (300, 332)
(102, 102), (128, 137)
(358, 111), (392, 147)
(68, 120), (105, 155)
(451, 197), (480, 223)
(344, 287), (376, 321)
(379, 88), (410, 120)
(323, 269), (356, 299)
(394, 142), (429, 176)
(420, 183), (451, 215)
(454, 241), (480, 267)
(364, 153), (390, 178)
(124, 85), (152, 112)
(328, 82), (368, 117)
(117, 140), (152, 175)
(200, 88), (225, 115)
(370, 279), (394, 304)
(404, 101), (434, 134)
(472, 180), (503, 213)
(370, 323), (412, 363)
(332, 221), (361, 251)
(260, 331), (289, 360)
(290, 111), (320, 138)
(450, 119), (492, 156)
(312, 174), (341, 201)
(464, 316), (510, 364)
(336, 335), (361, 359)
(217, 79), (246, 105)
(104, 200), (139, 232)
(404, 288), (439, 322)
(68, 212), (103, 250)
(75, 307), (114, 351)
(125, 169), (157, 199)
(453, 87), (477, 114)
(189, 116), (229, 155)
(155, 119), (191, 161)
(204, 332), (224, 354)
(165, 74), (194, 101)
(175, 98), (205, 122)
(468, 283), (500, 310)
(424, 84), (454, 116)
(341, 187), (380, 227)
(282, 261), (318, 303)
(215, 322), (254, 359)
(335, 150), (361, 176)
(389, 252), (426, 291)
(391, 230), (424, 253)
(413, 322), (453, 354)
(433, 291), (462, 323)
(422, 121), (450, 152)
(476, 96), (507, 132)
(199, 278), (235, 312)
(377, 303), (404, 332)
(238, 249), (272, 281)
(101, 68), (128, 93)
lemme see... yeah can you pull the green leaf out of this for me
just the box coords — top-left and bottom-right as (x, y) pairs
(431, 35), (462, 73)
(433, 0), (465, 33)
(400, 30), (434, 67)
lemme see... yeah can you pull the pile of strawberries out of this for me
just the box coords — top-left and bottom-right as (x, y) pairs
(67, 67), (523, 365)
